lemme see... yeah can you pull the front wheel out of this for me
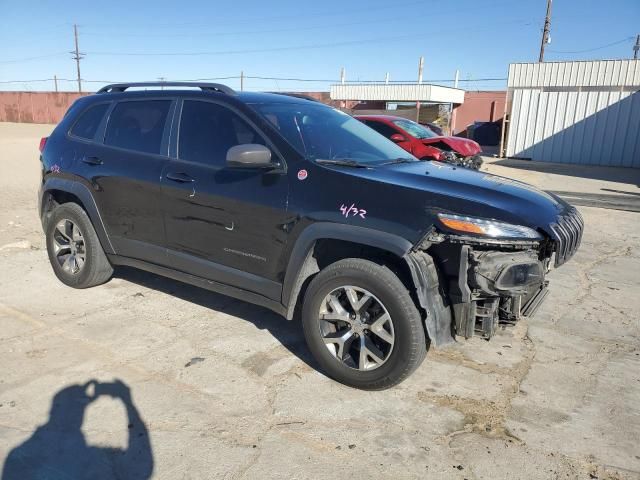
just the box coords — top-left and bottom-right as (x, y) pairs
(301, 258), (427, 390)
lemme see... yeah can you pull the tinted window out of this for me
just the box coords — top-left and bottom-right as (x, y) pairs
(179, 100), (265, 166)
(253, 103), (414, 164)
(70, 103), (109, 140)
(105, 100), (171, 154)
(362, 120), (398, 139)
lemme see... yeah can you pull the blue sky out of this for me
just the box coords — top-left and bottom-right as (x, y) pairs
(1, 0), (638, 92)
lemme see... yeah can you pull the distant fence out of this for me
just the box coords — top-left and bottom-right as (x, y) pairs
(0, 92), (87, 124)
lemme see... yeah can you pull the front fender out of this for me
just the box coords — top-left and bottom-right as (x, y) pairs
(281, 222), (412, 317)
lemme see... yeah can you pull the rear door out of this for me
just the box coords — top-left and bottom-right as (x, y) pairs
(87, 98), (174, 263)
(161, 99), (289, 299)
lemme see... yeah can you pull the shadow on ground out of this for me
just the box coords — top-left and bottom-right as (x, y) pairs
(492, 158), (640, 187)
(1, 380), (153, 480)
(114, 266), (318, 371)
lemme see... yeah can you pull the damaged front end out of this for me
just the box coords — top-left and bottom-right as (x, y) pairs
(413, 208), (583, 341)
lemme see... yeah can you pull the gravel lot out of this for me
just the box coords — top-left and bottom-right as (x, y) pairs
(1, 122), (639, 480)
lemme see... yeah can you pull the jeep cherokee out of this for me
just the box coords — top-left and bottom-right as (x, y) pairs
(38, 82), (583, 390)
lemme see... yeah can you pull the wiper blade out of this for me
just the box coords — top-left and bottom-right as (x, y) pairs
(315, 159), (371, 168)
(381, 157), (416, 165)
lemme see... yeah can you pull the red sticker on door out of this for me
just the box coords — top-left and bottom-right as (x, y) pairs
(297, 169), (308, 181)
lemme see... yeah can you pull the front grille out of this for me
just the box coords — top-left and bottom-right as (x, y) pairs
(550, 207), (584, 267)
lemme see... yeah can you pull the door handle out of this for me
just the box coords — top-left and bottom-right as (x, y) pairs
(165, 172), (195, 183)
(81, 156), (103, 165)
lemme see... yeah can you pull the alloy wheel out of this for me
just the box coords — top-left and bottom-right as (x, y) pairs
(318, 286), (395, 371)
(52, 219), (86, 275)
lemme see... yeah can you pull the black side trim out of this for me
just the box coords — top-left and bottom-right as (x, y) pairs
(108, 254), (287, 317)
(281, 222), (413, 308)
(40, 177), (115, 254)
(167, 248), (282, 301)
(110, 236), (282, 301)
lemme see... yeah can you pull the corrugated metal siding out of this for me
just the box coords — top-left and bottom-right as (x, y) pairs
(506, 60), (640, 167)
(330, 84), (465, 103)
(508, 60), (640, 88)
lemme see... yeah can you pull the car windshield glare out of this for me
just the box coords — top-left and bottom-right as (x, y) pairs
(392, 119), (439, 140)
(252, 102), (415, 164)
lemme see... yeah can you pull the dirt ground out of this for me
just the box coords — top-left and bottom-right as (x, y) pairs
(0, 122), (639, 480)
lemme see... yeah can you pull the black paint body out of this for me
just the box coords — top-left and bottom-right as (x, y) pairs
(38, 88), (581, 337)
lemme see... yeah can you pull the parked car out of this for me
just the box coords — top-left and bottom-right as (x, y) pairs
(356, 114), (483, 170)
(424, 122), (444, 136)
(38, 82), (583, 390)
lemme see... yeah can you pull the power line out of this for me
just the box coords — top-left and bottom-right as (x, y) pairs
(0, 75), (508, 85)
(0, 53), (68, 65)
(547, 36), (635, 54)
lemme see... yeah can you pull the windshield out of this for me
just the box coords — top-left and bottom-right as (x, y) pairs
(251, 102), (415, 164)
(392, 119), (439, 139)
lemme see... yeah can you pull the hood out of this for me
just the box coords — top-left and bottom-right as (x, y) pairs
(423, 136), (481, 156)
(353, 161), (569, 235)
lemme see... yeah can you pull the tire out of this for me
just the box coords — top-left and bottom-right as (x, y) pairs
(45, 203), (113, 288)
(301, 258), (427, 390)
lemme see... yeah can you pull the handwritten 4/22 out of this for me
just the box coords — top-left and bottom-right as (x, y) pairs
(340, 203), (367, 219)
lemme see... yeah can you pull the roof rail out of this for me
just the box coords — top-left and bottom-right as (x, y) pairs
(97, 82), (236, 95)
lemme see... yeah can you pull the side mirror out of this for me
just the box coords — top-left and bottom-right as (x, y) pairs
(390, 133), (406, 143)
(226, 144), (275, 169)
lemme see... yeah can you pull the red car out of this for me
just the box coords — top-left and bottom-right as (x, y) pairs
(356, 115), (483, 169)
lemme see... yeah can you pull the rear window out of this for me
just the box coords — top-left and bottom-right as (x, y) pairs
(69, 103), (109, 140)
(104, 100), (171, 155)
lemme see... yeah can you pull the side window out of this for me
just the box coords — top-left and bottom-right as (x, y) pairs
(104, 100), (171, 155)
(69, 103), (109, 140)
(364, 120), (398, 139)
(179, 100), (265, 166)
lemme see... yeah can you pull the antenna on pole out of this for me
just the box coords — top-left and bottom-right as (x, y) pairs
(70, 24), (85, 93)
(538, 0), (552, 62)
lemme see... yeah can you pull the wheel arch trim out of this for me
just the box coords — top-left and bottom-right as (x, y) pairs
(40, 177), (115, 255)
(282, 222), (412, 319)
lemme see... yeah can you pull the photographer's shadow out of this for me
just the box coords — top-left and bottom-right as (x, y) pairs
(2, 380), (153, 480)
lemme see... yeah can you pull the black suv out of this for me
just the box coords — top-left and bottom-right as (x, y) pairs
(38, 82), (583, 389)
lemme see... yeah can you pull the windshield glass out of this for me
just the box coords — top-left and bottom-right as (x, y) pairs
(392, 119), (439, 139)
(251, 102), (415, 164)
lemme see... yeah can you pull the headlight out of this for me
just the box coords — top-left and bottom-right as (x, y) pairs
(437, 213), (543, 239)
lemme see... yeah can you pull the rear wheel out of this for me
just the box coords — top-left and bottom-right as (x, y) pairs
(302, 258), (427, 390)
(45, 203), (113, 288)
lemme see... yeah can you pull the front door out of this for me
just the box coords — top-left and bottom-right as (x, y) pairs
(161, 99), (289, 300)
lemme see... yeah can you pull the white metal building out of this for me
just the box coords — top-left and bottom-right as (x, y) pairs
(504, 60), (640, 168)
(330, 83), (465, 104)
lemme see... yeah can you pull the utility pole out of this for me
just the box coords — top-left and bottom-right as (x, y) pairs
(538, 0), (552, 62)
(385, 72), (389, 84)
(53, 75), (58, 93)
(416, 56), (424, 122)
(240, 71), (244, 91)
(158, 77), (166, 89)
(340, 67), (346, 84)
(634, 34), (640, 60)
(71, 24), (84, 93)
